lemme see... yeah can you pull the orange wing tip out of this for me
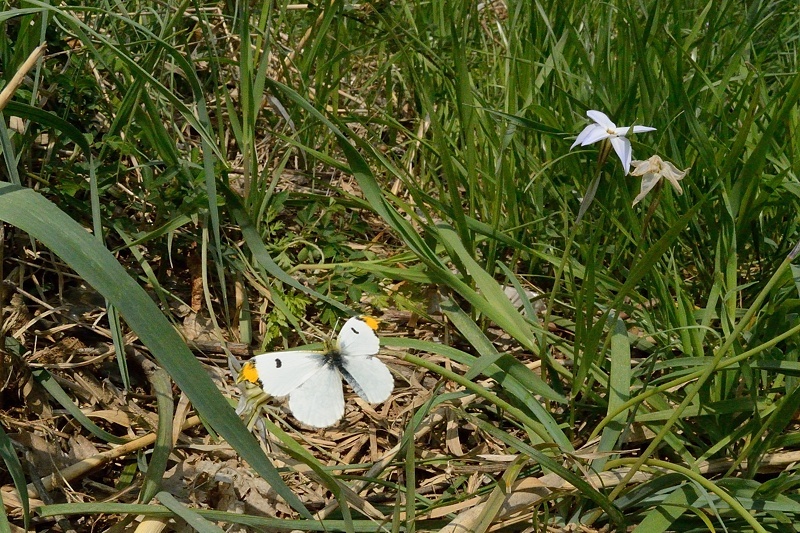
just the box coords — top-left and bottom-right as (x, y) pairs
(359, 315), (380, 331)
(237, 361), (260, 384)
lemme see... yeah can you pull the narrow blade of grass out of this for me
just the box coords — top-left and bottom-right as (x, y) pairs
(0, 423), (29, 529)
(155, 491), (225, 533)
(32, 370), (127, 445)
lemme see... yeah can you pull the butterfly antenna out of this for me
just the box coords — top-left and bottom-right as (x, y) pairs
(297, 315), (327, 342)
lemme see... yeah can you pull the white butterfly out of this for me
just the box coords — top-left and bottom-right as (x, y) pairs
(238, 316), (394, 428)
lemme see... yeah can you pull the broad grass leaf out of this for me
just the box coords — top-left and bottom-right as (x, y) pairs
(438, 297), (565, 409)
(593, 316), (631, 472)
(434, 224), (537, 351)
(4, 102), (91, 155)
(0, 183), (311, 519)
(0, 7), (43, 23)
(630, 483), (697, 533)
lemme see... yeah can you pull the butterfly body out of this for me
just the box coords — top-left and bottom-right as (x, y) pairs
(239, 316), (393, 428)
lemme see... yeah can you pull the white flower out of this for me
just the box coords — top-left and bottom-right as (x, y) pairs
(630, 155), (688, 205)
(570, 110), (656, 174)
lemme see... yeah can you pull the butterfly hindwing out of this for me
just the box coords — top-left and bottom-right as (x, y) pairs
(251, 351), (326, 397)
(288, 364), (345, 428)
(340, 353), (394, 404)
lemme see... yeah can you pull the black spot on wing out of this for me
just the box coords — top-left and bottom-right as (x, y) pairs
(350, 326), (360, 334)
(275, 358), (282, 368)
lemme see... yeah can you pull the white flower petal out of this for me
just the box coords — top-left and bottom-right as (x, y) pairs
(632, 173), (661, 205)
(663, 161), (686, 194)
(630, 155), (689, 204)
(663, 160), (687, 180)
(666, 176), (684, 195)
(610, 136), (633, 174)
(630, 156), (657, 176)
(571, 124), (599, 149)
(586, 110), (616, 129)
(580, 126), (613, 146)
(570, 111), (655, 173)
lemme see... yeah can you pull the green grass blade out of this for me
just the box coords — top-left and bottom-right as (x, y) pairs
(4, 101), (92, 155)
(0, 115), (21, 186)
(220, 182), (349, 314)
(404, 429), (416, 533)
(398, 349), (559, 446)
(434, 224), (537, 349)
(0, 7), (43, 23)
(107, 305), (130, 390)
(630, 483), (695, 533)
(139, 360), (174, 504)
(24, 2), (225, 161)
(32, 369), (128, 445)
(593, 316), (631, 473)
(258, 418), (355, 533)
(0, 423), (29, 529)
(0, 499), (9, 532)
(386, 336), (568, 445)
(439, 298), (565, 403)
(734, 71), (800, 228)
(156, 492), (225, 533)
(37, 502), (388, 531)
(473, 456), (526, 533)
(583, 194), (709, 377)
(263, 77), (437, 263)
(467, 413), (625, 528)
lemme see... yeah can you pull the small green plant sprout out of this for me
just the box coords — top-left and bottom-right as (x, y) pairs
(630, 155), (688, 205)
(570, 110), (656, 174)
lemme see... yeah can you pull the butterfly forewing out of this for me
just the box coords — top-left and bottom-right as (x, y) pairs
(251, 351), (326, 397)
(336, 316), (380, 357)
(288, 364), (346, 428)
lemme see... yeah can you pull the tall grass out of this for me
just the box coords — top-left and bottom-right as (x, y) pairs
(1, 0), (800, 530)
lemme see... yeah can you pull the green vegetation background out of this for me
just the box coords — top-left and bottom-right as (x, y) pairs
(1, 0), (800, 531)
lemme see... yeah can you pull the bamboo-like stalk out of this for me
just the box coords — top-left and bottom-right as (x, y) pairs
(0, 44), (46, 112)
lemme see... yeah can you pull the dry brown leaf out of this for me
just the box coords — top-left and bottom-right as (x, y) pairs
(445, 408), (464, 456)
(67, 434), (100, 462)
(181, 312), (219, 343)
(86, 408), (132, 427)
(11, 431), (70, 478)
